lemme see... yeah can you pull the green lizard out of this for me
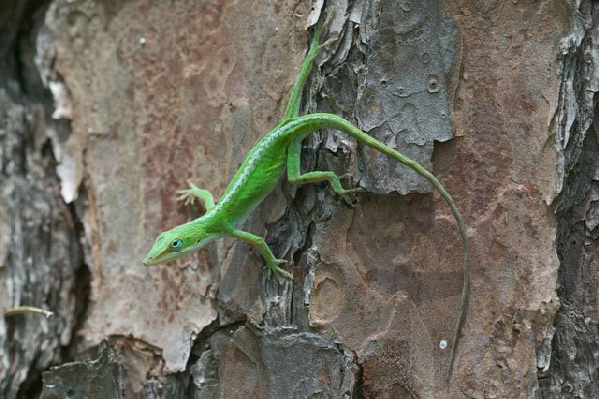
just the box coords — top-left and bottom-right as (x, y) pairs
(143, 20), (468, 380)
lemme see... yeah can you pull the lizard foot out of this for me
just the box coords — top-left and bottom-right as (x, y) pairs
(337, 174), (364, 205)
(339, 190), (363, 206)
(176, 181), (200, 205)
(264, 259), (292, 281)
(339, 174), (364, 193)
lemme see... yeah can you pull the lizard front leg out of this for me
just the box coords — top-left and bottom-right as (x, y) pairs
(176, 181), (216, 211)
(230, 230), (291, 280)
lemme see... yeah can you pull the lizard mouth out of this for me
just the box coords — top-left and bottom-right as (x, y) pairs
(143, 247), (179, 266)
(143, 254), (164, 266)
(142, 256), (160, 266)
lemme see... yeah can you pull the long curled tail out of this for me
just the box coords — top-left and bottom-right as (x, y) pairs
(297, 112), (469, 381)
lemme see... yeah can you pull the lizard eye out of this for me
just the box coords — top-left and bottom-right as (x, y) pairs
(170, 239), (184, 252)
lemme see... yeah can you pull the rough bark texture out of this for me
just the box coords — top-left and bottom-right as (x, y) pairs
(1, 1), (86, 398)
(1, 0), (596, 398)
(543, 1), (599, 397)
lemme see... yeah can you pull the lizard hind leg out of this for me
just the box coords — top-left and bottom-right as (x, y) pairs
(288, 169), (363, 206)
(283, 14), (335, 120)
(287, 137), (363, 205)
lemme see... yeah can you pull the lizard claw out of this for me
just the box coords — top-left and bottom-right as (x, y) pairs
(343, 187), (365, 194)
(176, 181), (200, 205)
(320, 37), (337, 49)
(176, 190), (195, 205)
(340, 194), (353, 206)
(264, 259), (292, 281)
(340, 187), (365, 207)
(339, 173), (364, 192)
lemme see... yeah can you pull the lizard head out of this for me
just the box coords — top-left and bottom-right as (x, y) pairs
(143, 222), (213, 266)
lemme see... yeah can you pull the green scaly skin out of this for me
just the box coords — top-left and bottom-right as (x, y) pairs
(143, 20), (468, 381)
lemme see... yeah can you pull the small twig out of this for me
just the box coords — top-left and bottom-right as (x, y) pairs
(3, 306), (54, 318)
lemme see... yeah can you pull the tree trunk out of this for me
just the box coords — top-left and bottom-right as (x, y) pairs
(1, 1), (596, 398)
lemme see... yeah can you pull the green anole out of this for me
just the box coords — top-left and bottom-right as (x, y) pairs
(144, 20), (468, 380)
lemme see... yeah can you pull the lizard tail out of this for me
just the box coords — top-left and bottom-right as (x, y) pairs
(298, 113), (469, 381)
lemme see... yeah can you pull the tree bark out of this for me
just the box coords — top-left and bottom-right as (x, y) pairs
(1, 0), (596, 398)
